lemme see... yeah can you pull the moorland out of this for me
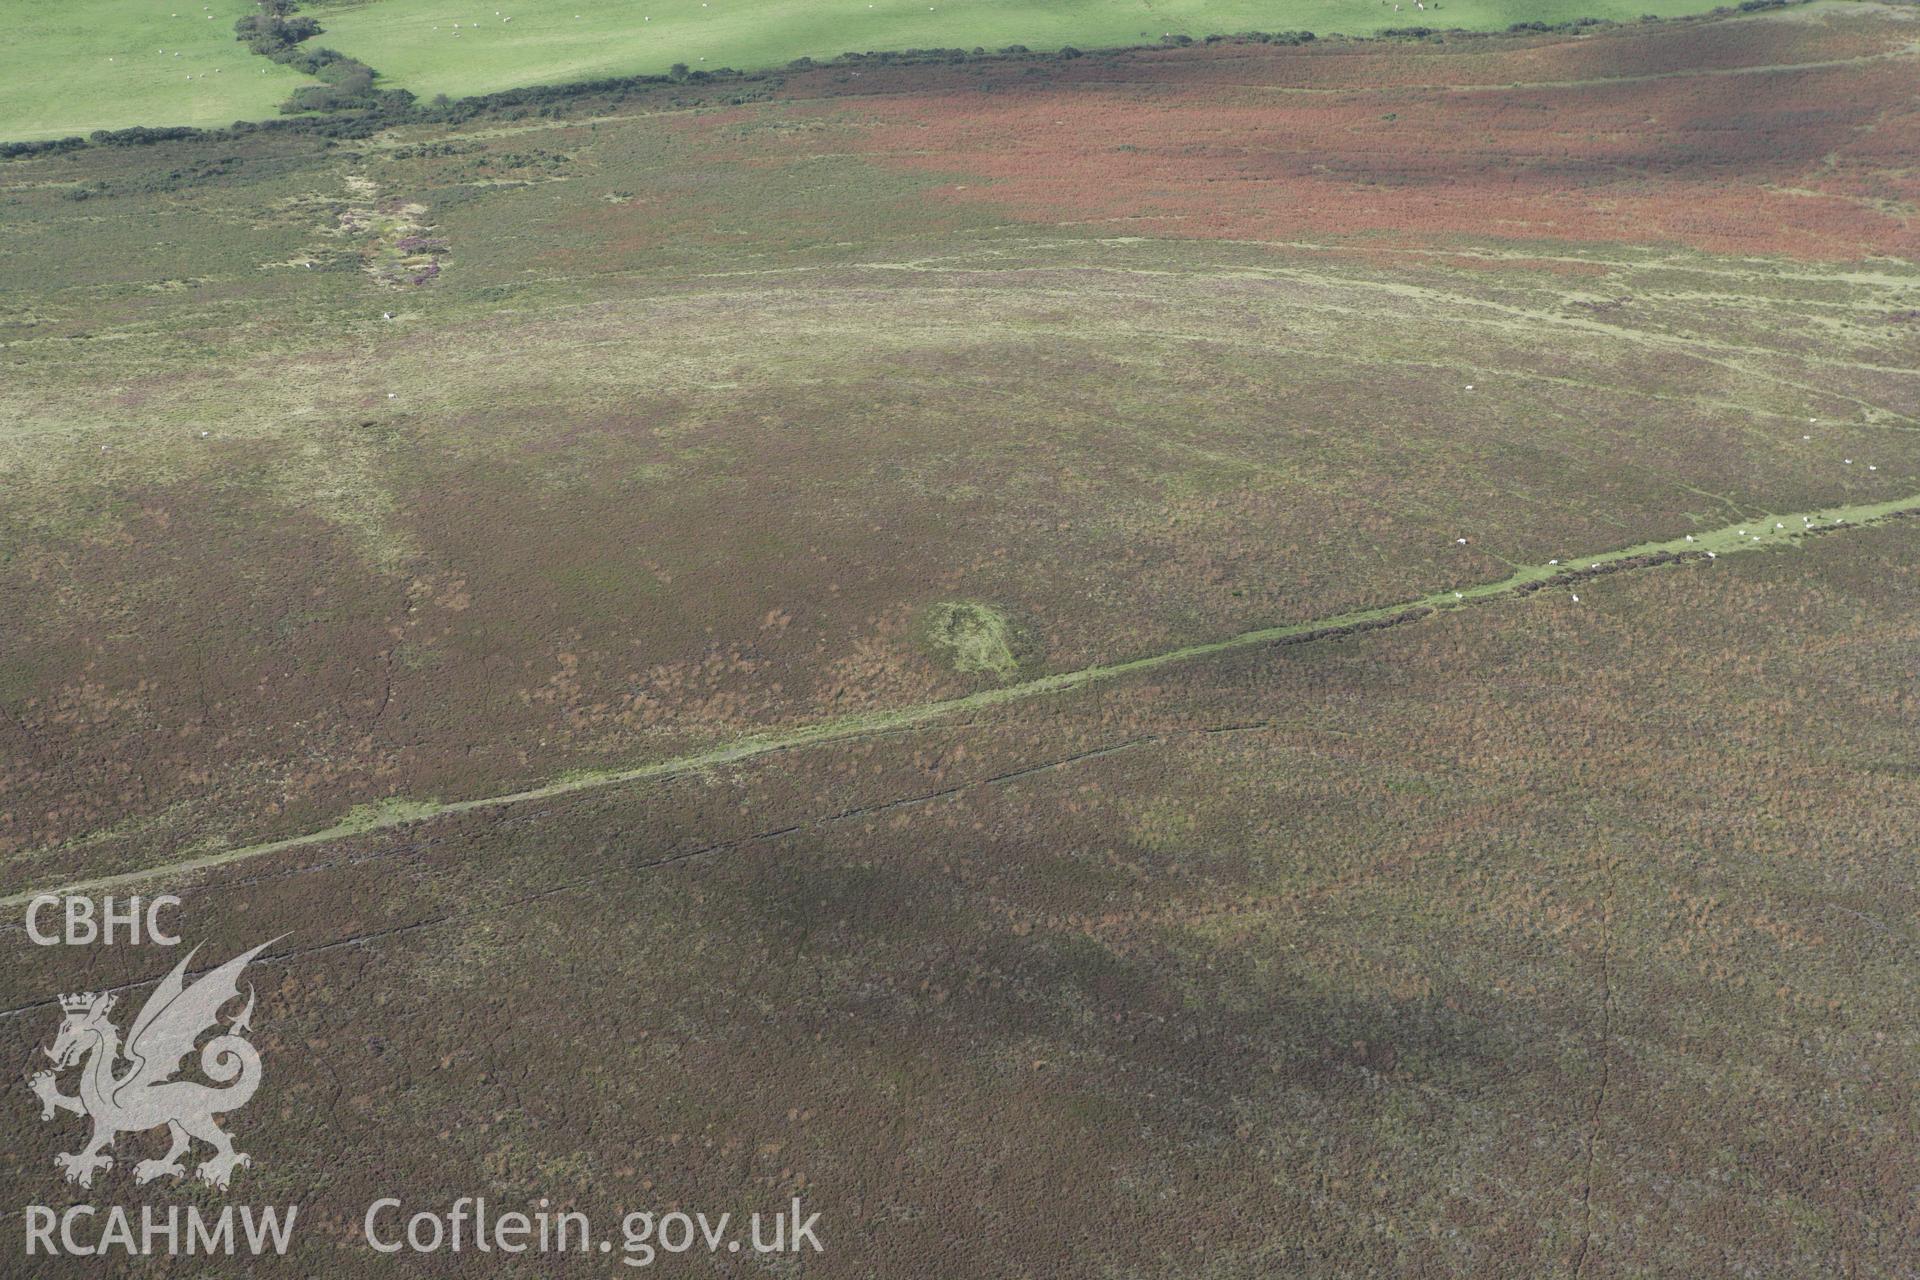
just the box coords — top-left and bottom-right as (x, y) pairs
(1, 2), (1916, 1275)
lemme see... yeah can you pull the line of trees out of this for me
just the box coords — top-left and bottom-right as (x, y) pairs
(234, 0), (412, 114)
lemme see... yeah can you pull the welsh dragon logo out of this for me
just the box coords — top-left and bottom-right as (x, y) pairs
(29, 940), (277, 1191)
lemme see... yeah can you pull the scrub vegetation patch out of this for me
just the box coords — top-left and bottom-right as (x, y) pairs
(920, 601), (1031, 681)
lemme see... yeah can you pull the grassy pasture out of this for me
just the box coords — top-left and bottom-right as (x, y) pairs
(0, 0), (318, 140)
(307, 0), (1729, 99)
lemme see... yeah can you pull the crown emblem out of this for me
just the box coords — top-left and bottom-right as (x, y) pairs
(59, 993), (110, 1014)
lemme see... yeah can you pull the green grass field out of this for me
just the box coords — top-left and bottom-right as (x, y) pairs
(3, 0), (1741, 139)
(308, 0), (1727, 99)
(0, 0), (319, 140)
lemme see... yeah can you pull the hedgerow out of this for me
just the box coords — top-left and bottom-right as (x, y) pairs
(0, 1), (1815, 158)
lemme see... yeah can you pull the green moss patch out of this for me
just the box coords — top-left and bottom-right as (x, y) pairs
(920, 600), (1027, 682)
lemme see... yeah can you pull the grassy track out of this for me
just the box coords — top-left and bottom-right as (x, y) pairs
(309, 0), (1727, 100)
(7, 490), (1915, 911)
(0, 0), (318, 140)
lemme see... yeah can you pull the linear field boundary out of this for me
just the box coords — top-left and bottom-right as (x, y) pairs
(4, 490), (1917, 912)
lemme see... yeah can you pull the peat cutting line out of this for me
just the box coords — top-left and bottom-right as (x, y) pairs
(0, 732), (1167, 1020)
(4, 492), (1919, 913)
